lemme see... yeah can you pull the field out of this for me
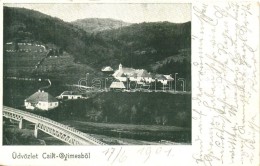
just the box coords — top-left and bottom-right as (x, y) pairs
(61, 120), (191, 144)
(3, 52), (46, 76)
(4, 50), (99, 83)
(3, 118), (190, 145)
(35, 52), (98, 82)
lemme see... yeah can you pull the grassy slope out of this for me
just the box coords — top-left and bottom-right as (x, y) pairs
(35, 52), (101, 83)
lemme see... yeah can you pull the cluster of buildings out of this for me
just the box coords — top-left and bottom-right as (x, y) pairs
(5, 42), (46, 53)
(6, 42), (46, 48)
(113, 64), (173, 84)
(24, 90), (85, 111)
(24, 63), (174, 111)
(108, 64), (174, 90)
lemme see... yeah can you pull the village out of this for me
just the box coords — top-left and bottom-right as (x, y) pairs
(4, 41), (188, 112)
(22, 62), (187, 111)
(3, 38), (191, 145)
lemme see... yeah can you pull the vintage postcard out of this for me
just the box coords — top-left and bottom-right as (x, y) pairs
(0, 0), (259, 166)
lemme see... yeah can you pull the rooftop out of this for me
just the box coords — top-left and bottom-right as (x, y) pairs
(61, 91), (82, 96)
(154, 74), (167, 80)
(25, 91), (58, 103)
(113, 67), (151, 78)
(164, 75), (174, 80)
(102, 66), (114, 72)
(110, 82), (126, 89)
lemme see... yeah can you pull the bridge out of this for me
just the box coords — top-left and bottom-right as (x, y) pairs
(3, 106), (106, 145)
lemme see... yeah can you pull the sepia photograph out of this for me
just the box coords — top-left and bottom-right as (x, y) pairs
(3, 3), (191, 146)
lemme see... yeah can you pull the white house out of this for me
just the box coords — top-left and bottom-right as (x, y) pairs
(24, 90), (59, 111)
(58, 91), (83, 100)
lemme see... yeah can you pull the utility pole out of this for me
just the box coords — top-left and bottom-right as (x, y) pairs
(175, 73), (178, 92)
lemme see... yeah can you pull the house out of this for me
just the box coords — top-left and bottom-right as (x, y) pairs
(136, 69), (153, 83)
(24, 90), (59, 111)
(154, 74), (168, 85)
(101, 66), (113, 72)
(163, 74), (174, 88)
(164, 75), (174, 81)
(110, 82), (126, 90)
(58, 91), (83, 100)
(101, 66), (114, 74)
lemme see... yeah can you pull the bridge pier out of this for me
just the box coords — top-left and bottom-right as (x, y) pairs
(34, 124), (38, 138)
(19, 119), (23, 129)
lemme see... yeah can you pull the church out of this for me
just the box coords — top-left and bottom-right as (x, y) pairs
(112, 64), (153, 83)
(112, 64), (174, 86)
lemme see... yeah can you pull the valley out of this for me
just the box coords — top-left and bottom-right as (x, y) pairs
(3, 6), (191, 145)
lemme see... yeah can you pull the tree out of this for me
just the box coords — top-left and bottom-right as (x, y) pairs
(162, 115), (168, 125)
(155, 116), (161, 125)
(14, 41), (19, 51)
(130, 105), (137, 123)
(59, 48), (64, 56)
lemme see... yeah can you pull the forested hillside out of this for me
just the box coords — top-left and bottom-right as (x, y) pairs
(3, 7), (110, 65)
(89, 21), (191, 67)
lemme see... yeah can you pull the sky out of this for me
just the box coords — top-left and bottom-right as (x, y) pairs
(4, 3), (191, 23)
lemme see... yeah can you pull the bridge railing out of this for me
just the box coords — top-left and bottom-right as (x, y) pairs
(36, 120), (90, 145)
(3, 106), (106, 145)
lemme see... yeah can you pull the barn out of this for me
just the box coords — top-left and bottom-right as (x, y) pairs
(101, 66), (114, 75)
(110, 82), (126, 91)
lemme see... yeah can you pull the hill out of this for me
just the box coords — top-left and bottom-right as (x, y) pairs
(3, 7), (108, 80)
(4, 7), (190, 68)
(4, 7), (84, 52)
(94, 22), (191, 89)
(71, 18), (131, 33)
(4, 7), (191, 88)
(95, 21), (191, 68)
(3, 7), (111, 67)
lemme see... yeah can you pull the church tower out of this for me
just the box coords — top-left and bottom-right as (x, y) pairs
(119, 63), (122, 70)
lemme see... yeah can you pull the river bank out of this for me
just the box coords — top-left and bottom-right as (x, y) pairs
(61, 120), (191, 144)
